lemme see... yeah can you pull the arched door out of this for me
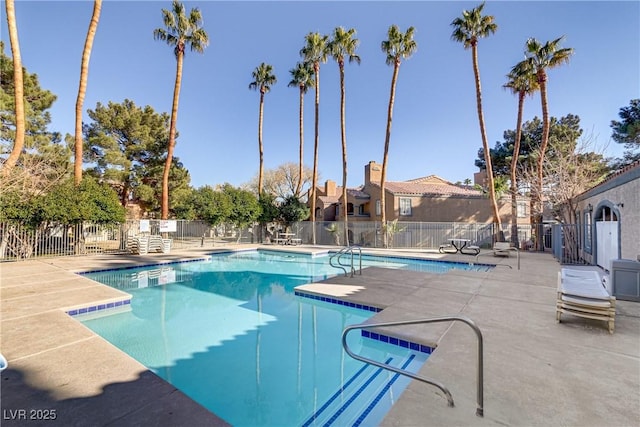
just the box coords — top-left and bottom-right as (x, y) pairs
(595, 205), (618, 271)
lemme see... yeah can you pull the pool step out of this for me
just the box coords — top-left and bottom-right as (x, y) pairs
(302, 353), (423, 427)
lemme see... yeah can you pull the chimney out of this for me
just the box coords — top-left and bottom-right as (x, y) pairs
(365, 161), (382, 185)
(325, 180), (337, 196)
(474, 169), (487, 188)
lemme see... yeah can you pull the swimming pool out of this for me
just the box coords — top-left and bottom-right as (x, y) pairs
(79, 251), (484, 425)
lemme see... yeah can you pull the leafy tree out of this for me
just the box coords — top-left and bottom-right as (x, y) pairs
(153, 0), (209, 219)
(74, 0), (102, 185)
(1, 42), (68, 196)
(610, 99), (640, 167)
(258, 192), (280, 224)
(503, 59), (539, 245)
(300, 32), (329, 244)
(288, 61), (315, 197)
(329, 26), (360, 246)
(222, 184), (261, 229)
(522, 36), (573, 249)
(182, 185), (232, 225)
(279, 195), (310, 229)
(135, 156), (192, 218)
(451, 2), (502, 233)
(380, 24), (416, 247)
(248, 62), (277, 196)
(476, 114), (583, 176)
(82, 99), (171, 207)
(2, 0), (25, 173)
(36, 177), (125, 225)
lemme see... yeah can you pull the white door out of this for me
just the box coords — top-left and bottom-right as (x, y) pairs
(596, 221), (618, 271)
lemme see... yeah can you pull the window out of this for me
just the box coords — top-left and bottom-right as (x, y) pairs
(358, 204), (365, 215)
(399, 198), (412, 216)
(375, 200), (381, 216)
(584, 211), (592, 253)
(347, 203), (354, 215)
(516, 202), (528, 218)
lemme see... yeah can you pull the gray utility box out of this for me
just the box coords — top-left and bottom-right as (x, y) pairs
(611, 259), (640, 302)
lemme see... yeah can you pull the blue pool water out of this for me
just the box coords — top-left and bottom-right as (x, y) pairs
(79, 251), (484, 425)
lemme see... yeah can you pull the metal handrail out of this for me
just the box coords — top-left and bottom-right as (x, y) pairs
(342, 315), (484, 417)
(329, 246), (362, 277)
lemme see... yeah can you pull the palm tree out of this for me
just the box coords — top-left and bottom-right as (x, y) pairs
(503, 59), (539, 247)
(287, 61), (314, 198)
(300, 33), (329, 245)
(451, 2), (502, 237)
(74, 0), (102, 186)
(249, 63), (277, 197)
(2, 0), (24, 174)
(153, 0), (209, 219)
(380, 24), (417, 248)
(328, 27), (360, 247)
(523, 36), (573, 250)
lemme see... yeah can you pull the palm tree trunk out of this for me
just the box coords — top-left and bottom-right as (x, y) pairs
(381, 60), (400, 248)
(74, 0), (102, 186)
(471, 43), (502, 237)
(3, 0), (25, 174)
(536, 71), (549, 251)
(296, 87), (304, 198)
(162, 50), (183, 220)
(310, 63), (320, 245)
(258, 91), (265, 196)
(339, 62), (349, 246)
(510, 91), (525, 247)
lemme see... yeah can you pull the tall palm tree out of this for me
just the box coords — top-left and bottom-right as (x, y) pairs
(2, 0), (24, 174)
(523, 36), (573, 250)
(451, 2), (502, 237)
(328, 27), (360, 247)
(300, 33), (329, 245)
(249, 63), (277, 197)
(380, 25), (417, 248)
(153, 0), (209, 219)
(288, 62), (315, 198)
(74, 0), (102, 186)
(503, 60), (539, 247)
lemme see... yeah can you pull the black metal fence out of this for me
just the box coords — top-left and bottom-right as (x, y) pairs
(4, 219), (576, 263)
(0, 220), (257, 261)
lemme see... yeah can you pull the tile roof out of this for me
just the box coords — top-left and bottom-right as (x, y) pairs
(317, 174), (485, 200)
(380, 175), (484, 197)
(316, 186), (370, 204)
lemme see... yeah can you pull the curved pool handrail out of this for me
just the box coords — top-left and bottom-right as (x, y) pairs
(329, 246), (362, 277)
(342, 315), (484, 417)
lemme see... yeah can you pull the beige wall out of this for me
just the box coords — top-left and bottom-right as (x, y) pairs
(578, 176), (640, 263)
(355, 185), (529, 225)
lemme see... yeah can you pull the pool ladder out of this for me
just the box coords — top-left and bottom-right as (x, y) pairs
(342, 315), (484, 417)
(329, 246), (362, 277)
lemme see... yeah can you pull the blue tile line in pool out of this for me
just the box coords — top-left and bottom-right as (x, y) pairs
(294, 290), (382, 312)
(353, 354), (417, 427)
(294, 290), (434, 355)
(66, 299), (131, 316)
(77, 256), (211, 275)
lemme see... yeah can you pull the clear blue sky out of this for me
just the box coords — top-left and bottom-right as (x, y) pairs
(2, 1), (639, 189)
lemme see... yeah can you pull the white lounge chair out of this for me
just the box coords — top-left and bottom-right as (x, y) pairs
(556, 269), (616, 333)
(493, 242), (515, 257)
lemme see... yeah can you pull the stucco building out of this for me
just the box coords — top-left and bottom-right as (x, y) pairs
(574, 160), (640, 270)
(312, 161), (530, 226)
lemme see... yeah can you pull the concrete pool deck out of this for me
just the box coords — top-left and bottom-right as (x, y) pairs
(1, 246), (638, 426)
